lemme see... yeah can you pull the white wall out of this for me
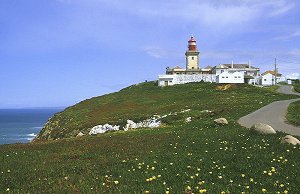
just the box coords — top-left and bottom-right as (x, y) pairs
(158, 75), (175, 86)
(260, 73), (275, 86)
(158, 74), (216, 86)
(216, 72), (244, 84)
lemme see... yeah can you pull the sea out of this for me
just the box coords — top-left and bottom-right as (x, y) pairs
(0, 108), (63, 145)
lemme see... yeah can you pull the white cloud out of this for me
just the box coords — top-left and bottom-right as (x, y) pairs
(142, 46), (181, 59)
(143, 46), (168, 58)
(84, 0), (294, 29)
(55, 1), (294, 28)
(286, 73), (300, 79)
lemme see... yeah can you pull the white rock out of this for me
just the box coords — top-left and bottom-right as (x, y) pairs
(186, 117), (192, 122)
(214, 118), (228, 125)
(250, 123), (276, 134)
(181, 109), (191, 113)
(89, 124), (120, 135)
(281, 135), (300, 145)
(123, 118), (161, 131)
(76, 132), (85, 137)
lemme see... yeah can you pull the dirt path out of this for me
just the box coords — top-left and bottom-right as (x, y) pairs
(238, 85), (300, 136)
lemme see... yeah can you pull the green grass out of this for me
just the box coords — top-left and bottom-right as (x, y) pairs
(263, 85), (280, 92)
(1, 82), (300, 193)
(287, 100), (300, 126)
(37, 82), (295, 140)
(294, 84), (300, 93)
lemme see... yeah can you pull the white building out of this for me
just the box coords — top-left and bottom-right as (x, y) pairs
(259, 70), (285, 86)
(212, 63), (260, 84)
(158, 36), (268, 87)
(216, 72), (244, 84)
(159, 36), (217, 86)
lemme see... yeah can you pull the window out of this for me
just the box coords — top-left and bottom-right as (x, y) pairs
(264, 79), (267, 81)
(222, 77), (225, 78)
(192, 67), (194, 69)
(191, 57), (194, 60)
(221, 70), (224, 73)
(226, 77), (228, 78)
(234, 76), (237, 78)
(238, 76), (241, 78)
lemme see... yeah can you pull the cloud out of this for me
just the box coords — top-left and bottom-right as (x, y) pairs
(55, 1), (294, 28)
(87, 0), (294, 29)
(286, 73), (300, 79)
(142, 46), (181, 59)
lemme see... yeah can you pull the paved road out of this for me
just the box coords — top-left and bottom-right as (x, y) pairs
(238, 85), (300, 136)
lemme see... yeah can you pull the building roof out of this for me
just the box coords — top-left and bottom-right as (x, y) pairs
(173, 65), (183, 69)
(188, 36), (196, 42)
(216, 64), (259, 69)
(262, 70), (282, 76)
(203, 65), (213, 69)
(167, 66), (183, 70)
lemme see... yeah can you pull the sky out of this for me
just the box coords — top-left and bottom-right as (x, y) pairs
(0, 0), (300, 108)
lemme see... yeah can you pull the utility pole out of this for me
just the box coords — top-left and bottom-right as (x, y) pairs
(274, 58), (277, 85)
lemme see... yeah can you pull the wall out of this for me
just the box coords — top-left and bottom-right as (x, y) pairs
(216, 72), (244, 84)
(261, 73), (275, 86)
(158, 74), (216, 86)
(186, 53), (199, 70)
(158, 75), (175, 86)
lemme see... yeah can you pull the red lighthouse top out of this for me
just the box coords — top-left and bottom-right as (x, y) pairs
(188, 36), (197, 51)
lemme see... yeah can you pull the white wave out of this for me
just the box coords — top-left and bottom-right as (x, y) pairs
(27, 133), (36, 137)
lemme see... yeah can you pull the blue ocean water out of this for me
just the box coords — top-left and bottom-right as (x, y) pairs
(0, 108), (62, 145)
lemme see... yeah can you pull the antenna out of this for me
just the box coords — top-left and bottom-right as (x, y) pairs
(274, 58), (277, 85)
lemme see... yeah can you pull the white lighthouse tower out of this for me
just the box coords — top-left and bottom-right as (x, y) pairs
(185, 36), (200, 70)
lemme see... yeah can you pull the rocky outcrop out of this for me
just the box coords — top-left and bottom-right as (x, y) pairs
(87, 118), (161, 135)
(186, 117), (192, 123)
(214, 118), (228, 125)
(281, 135), (300, 145)
(124, 118), (161, 131)
(76, 132), (85, 137)
(89, 124), (120, 135)
(250, 123), (276, 134)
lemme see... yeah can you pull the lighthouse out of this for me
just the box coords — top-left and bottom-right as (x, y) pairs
(185, 36), (200, 70)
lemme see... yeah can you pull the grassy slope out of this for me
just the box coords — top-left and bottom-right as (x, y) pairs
(294, 84), (300, 93)
(287, 100), (300, 126)
(1, 82), (300, 193)
(286, 84), (300, 126)
(38, 82), (290, 140)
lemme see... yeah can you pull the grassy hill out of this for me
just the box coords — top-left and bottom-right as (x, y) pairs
(1, 82), (300, 193)
(37, 82), (294, 140)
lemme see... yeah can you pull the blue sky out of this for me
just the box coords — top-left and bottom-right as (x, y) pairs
(1, 0), (300, 108)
